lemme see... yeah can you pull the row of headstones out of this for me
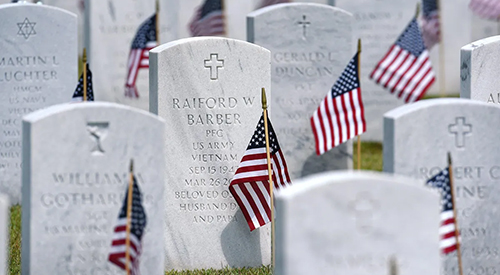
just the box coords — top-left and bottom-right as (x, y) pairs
(0, 97), (498, 274)
(1, 0), (499, 141)
(0, 37), (498, 275)
(1, 1), (500, 274)
(2, 1), (498, 205)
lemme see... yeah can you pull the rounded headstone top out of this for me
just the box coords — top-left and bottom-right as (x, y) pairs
(151, 36), (270, 55)
(248, 2), (352, 18)
(275, 170), (427, 200)
(384, 98), (500, 120)
(23, 102), (165, 124)
(461, 35), (500, 52)
(0, 2), (76, 17)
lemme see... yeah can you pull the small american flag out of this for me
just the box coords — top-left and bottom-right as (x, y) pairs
(310, 52), (366, 156)
(229, 114), (291, 231)
(426, 167), (458, 255)
(125, 14), (157, 98)
(108, 176), (147, 275)
(72, 63), (94, 102)
(258, 0), (290, 8)
(422, 0), (440, 49)
(370, 18), (435, 103)
(189, 0), (225, 37)
(469, 0), (500, 20)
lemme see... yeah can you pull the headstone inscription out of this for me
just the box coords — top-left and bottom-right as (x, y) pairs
(248, 3), (353, 179)
(84, 0), (177, 111)
(334, 0), (418, 141)
(0, 194), (8, 275)
(460, 35), (500, 103)
(21, 102), (165, 275)
(0, 3), (77, 204)
(274, 171), (440, 275)
(150, 37), (271, 270)
(226, 0), (331, 41)
(384, 98), (500, 275)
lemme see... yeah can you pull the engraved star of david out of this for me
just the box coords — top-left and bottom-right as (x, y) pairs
(17, 18), (37, 40)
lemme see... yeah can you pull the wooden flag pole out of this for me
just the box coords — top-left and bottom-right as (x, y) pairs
(82, 48), (87, 102)
(124, 159), (134, 275)
(448, 152), (464, 275)
(356, 39), (362, 170)
(262, 88), (275, 268)
(389, 256), (398, 275)
(437, 0), (446, 98)
(155, 0), (160, 44)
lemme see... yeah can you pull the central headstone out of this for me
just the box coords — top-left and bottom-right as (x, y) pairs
(460, 36), (500, 103)
(22, 102), (165, 275)
(334, 0), (418, 141)
(248, 3), (353, 179)
(275, 171), (440, 275)
(0, 194), (7, 275)
(384, 98), (500, 275)
(150, 37), (271, 270)
(0, 3), (77, 204)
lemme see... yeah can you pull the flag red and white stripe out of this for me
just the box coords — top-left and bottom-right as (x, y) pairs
(108, 218), (142, 274)
(108, 176), (147, 275)
(189, 0), (225, 37)
(370, 18), (435, 103)
(229, 115), (291, 231)
(440, 210), (458, 254)
(426, 167), (458, 255)
(311, 52), (366, 155)
(125, 42), (156, 98)
(125, 14), (157, 98)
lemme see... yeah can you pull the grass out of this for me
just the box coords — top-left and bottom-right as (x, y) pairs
(7, 142), (384, 274)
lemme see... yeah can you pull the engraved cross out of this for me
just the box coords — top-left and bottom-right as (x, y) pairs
(204, 54), (224, 80)
(298, 15), (310, 39)
(448, 117), (472, 148)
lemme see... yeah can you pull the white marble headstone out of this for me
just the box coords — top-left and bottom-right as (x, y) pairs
(21, 102), (165, 275)
(384, 98), (500, 274)
(460, 36), (500, 103)
(0, 3), (77, 204)
(42, 0), (85, 53)
(0, 194), (8, 275)
(150, 37), (271, 270)
(84, 0), (177, 111)
(334, 0), (418, 141)
(248, 3), (353, 179)
(173, 0), (331, 40)
(275, 171), (440, 275)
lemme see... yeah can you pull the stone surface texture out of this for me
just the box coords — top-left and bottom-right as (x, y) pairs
(0, 3), (77, 204)
(334, 0), (418, 141)
(22, 102), (165, 275)
(275, 171), (440, 275)
(248, 3), (353, 179)
(384, 98), (500, 274)
(460, 35), (500, 103)
(84, 0), (178, 111)
(150, 37), (271, 270)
